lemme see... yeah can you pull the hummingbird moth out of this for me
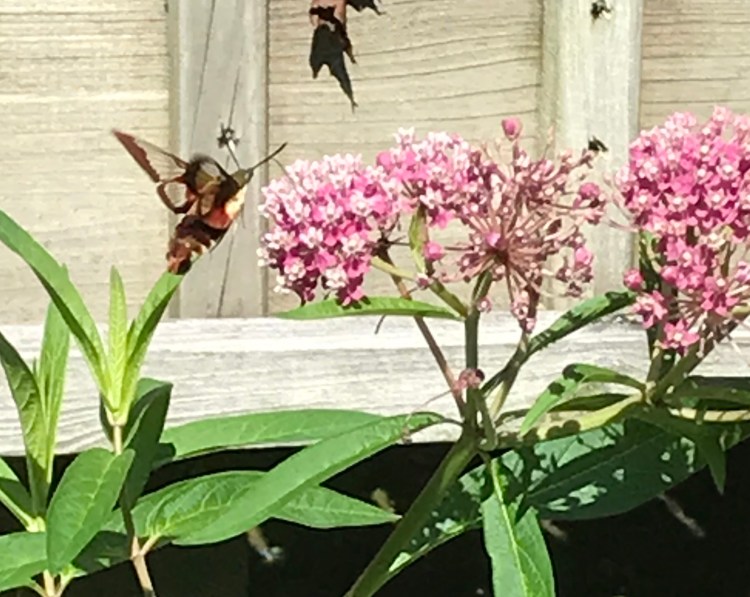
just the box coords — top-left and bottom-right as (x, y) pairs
(113, 129), (286, 275)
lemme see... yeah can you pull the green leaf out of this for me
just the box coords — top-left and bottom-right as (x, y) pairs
(527, 291), (635, 356)
(46, 448), (134, 573)
(120, 272), (181, 421)
(277, 297), (461, 321)
(0, 209), (108, 393)
(0, 329), (48, 516)
(672, 376), (750, 407)
(482, 460), (554, 597)
(0, 531), (47, 593)
(126, 471), (398, 541)
(408, 206), (428, 273)
(155, 409), (385, 468)
(71, 467), (401, 578)
(121, 380), (172, 509)
(107, 267), (128, 412)
(386, 461), (487, 583)
(176, 412), (443, 545)
(482, 291), (635, 396)
(520, 364), (643, 434)
(0, 457), (34, 528)
(634, 408), (730, 494)
(506, 418), (747, 519)
(36, 299), (71, 508)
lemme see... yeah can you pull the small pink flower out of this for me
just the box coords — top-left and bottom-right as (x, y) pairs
(424, 241), (445, 261)
(632, 292), (668, 328)
(501, 117), (522, 141)
(476, 296), (493, 313)
(661, 321), (701, 354)
(623, 269), (644, 290)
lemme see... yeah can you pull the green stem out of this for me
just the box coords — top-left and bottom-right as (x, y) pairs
(344, 429), (478, 597)
(486, 333), (530, 422)
(378, 250), (465, 415)
(113, 424), (157, 597)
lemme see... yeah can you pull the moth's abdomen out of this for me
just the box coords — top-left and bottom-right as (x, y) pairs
(166, 215), (226, 274)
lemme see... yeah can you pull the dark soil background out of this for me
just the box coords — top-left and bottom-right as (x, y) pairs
(3, 437), (750, 597)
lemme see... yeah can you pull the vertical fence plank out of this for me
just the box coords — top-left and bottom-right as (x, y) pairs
(167, 0), (269, 318)
(539, 0), (643, 306)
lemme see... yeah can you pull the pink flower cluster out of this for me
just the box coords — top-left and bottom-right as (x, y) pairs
(619, 107), (750, 352)
(259, 120), (606, 331)
(428, 119), (605, 331)
(259, 154), (400, 304)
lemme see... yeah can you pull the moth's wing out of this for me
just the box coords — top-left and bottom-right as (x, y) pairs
(113, 129), (195, 213)
(112, 130), (188, 182)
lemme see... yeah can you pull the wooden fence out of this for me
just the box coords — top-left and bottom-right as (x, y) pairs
(0, 0), (748, 454)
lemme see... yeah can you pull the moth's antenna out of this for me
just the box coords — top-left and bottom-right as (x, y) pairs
(246, 142), (288, 176)
(217, 123), (242, 169)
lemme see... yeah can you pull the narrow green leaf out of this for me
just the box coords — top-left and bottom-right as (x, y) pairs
(0, 329), (47, 516)
(527, 291), (636, 356)
(408, 207), (428, 273)
(387, 462), (487, 582)
(508, 418), (747, 519)
(71, 467), (400, 578)
(482, 291), (635, 396)
(381, 417), (748, 584)
(634, 408), (729, 494)
(121, 380), (172, 509)
(36, 300), (71, 508)
(0, 457), (34, 528)
(520, 364), (643, 434)
(120, 272), (181, 420)
(0, 210), (108, 392)
(46, 448), (134, 573)
(155, 409), (385, 468)
(0, 531), (47, 593)
(176, 412), (443, 545)
(107, 267), (128, 412)
(672, 376), (750, 406)
(127, 471), (398, 541)
(277, 297), (461, 321)
(482, 460), (554, 597)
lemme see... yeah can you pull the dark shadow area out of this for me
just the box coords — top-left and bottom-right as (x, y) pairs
(3, 437), (750, 596)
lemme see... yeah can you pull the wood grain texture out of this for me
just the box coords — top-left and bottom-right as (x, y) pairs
(640, 0), (750, 128)
(0, 0), (170, 325)
(168, 0), (270, 318)
(267, 0), (543, 313)
(539, 0), (642, 306)
(2, 313), (750, 455)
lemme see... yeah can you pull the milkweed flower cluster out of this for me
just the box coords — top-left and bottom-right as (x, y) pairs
(259, 119), (606, 331)
(258, 155), (401, 304)
(618, 107), (750, 352)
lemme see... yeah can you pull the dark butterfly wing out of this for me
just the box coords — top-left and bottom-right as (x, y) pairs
(346, 0), (382, 14)
(310, 6), (356, 63)
(310, 25), (357, 109)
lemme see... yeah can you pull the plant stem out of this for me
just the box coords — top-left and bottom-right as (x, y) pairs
(41, 572), (57, 597)
(112, 424), (157, 597)
(379, 251), (465, 415)
(486, 332), (530, 422)
(344, 428), (478, 597)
